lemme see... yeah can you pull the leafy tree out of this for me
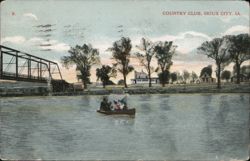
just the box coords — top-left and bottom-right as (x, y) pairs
(176, 71), (183, 84)
(158, 70), (170, 85)
(197, 38), (231, 89)
(117, 79), (124, 85)
(221, 70), (231, 82)
(225, 34), (250, 84)
(135, 38), (155, 87)
(183, 70), (190, 83)
(96, 65), (117, 88)
(109, 37), (134, 88)
(170, 72), (177, 83)
(241, 65), (250, 79)
(200, 65), (213, 77)
(154, 41), (177, 87)
(62, 44), (100, 89)
(191, 71), (198, 83)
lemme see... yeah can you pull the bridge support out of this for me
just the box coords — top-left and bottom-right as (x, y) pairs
(0, 45), (63, 83)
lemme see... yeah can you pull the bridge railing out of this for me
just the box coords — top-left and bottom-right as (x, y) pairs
(0, 45), (63, 83)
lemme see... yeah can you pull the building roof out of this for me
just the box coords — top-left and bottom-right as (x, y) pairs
(134, 70), (148, 79)
(200, 72), (213, 79)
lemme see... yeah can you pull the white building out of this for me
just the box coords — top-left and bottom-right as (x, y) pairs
(131, 70), (159, 84)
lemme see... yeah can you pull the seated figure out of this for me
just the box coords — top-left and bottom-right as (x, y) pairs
(100, 97), (112, 111)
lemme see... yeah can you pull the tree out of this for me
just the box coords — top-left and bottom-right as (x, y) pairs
(241, 65), (250, 79)
(225, 34), (250, 84)
(135, 38), (155, 87)
(96, 65), (117, 88)
(221, 70), (231, 82)
(117, 79), (124, 85)
(191, 71), (198, 83)
(176, 71), (183, 84)
(109, 37), (134, 88)
(154, 41), (177, 87)
(197, 38), (231, 89)
(200, 65), (213, 77)
(158, 70), (170, 85)
(170, 72), (177, 83)
(61, 44), (100, 89)
(183, 70), (190, 83)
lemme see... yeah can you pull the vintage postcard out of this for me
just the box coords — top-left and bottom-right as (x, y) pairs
(0, 0), (249, 160)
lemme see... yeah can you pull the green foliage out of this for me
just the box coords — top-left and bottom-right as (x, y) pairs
(191, 71), (198, 83)
(170, 72), (177, 83)
(200, 65), (213, 77)
(158, 70), (170, 85)
(197, 37), (231, 88)
(240, 65), (250, 79)
(226, 34), (250, 63)
(225, 33), (250, 84)
(117, 79), (125, 85)
(96, 65), (117, 88)
(154, 41), (177, 86)
(109, 37), (134, 88)
(183, 70), (190, 82)
(221, 70), (231, 81)
(61, 44), (100, 89)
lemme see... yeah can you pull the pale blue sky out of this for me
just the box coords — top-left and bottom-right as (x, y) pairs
(0, 0), (249, 82)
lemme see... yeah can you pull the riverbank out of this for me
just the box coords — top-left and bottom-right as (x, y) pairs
(52, 83), (250, 96)
(1, 83), (249, 97)
(0, 81), (249, 97)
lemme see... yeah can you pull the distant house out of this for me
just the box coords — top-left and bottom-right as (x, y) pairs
(199, 72), (216, 83)
(131, 70), (158, 84)
(231, 74), (249, 82)
(73, 82), (84, 91)
(76, 70), (82, 83)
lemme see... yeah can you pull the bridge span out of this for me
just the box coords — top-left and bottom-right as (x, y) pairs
(0, 45), (63, 83)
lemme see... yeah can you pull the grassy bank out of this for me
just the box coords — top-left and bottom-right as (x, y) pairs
(52, 83), (250, 96)
(1, 83), (249, 97)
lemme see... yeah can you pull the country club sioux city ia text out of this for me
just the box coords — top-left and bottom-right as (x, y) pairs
(162, 11), (241, 16)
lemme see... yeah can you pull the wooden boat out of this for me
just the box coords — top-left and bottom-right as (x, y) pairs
(97, 108), (136, 115)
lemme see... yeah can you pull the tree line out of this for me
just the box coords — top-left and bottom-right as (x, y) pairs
(61, 33), (250, 89)
(197, 33), (250, 88)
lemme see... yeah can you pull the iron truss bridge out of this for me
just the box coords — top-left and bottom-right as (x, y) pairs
(0, 45), (63, 83)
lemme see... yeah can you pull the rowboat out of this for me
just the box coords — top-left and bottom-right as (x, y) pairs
(97, 108), (136, 115)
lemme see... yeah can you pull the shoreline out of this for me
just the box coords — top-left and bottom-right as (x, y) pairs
(0, 83), (249, 97)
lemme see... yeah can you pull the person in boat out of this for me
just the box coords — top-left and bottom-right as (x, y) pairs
(100, 97), (112, 111)
(113, 101), (121, 110)
(122, 102), (128, 110)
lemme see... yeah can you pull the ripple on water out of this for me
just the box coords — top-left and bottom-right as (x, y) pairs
(0, 94), (249, 160)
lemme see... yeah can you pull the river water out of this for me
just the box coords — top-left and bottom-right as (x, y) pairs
(0, 94), (249, 160)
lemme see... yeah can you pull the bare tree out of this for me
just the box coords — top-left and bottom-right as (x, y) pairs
(183, 70), (190, 83)
(135, 38), (155, 87)
(191, 71), (198, 83)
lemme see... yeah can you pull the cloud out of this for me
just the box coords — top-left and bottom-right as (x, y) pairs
(40, 41), (70, 52)
(151, 31), (212, 54)
(1, 36), (26, 44)
(1, 35), (70, 52)
(23, 13), (38, 21)
(223, 25), (249, 35)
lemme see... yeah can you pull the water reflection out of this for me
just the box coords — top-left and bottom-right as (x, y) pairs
(0, 94), (249, 160)
(201, 94), (249, 160)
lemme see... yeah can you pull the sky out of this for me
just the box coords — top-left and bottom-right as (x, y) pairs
(0, 0), (249, 83)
